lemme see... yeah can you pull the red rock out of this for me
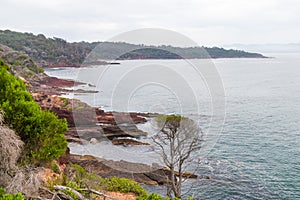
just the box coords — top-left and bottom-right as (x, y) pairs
(96, 109), (147, 125)
(30, 78), (148, 144)
(38, 76), (83, 88)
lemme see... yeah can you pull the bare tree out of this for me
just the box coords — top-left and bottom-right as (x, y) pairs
(152, 115), (203, 199)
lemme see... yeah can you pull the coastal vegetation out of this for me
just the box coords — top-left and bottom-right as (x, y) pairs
(44, 162), (173, 200)
(0, 59), (67, 164)
(0, 44), (44, 79)
(0, 57), (178, 199)
(0, 30), (90, 66)
(48, 163), (148, 197)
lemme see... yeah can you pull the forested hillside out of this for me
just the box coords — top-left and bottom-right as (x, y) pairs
(0, 30), (266, 67)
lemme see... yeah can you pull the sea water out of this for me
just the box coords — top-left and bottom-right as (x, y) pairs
(45, 53), (300, 199)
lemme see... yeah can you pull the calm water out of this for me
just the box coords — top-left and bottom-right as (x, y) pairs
(46, 53), (300, 199)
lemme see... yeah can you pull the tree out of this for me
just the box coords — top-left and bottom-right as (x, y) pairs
(0, 60), (68, 164)
(152, 115), (203, 199)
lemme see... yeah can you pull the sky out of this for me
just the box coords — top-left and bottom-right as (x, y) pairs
(0, 0), (300, 47)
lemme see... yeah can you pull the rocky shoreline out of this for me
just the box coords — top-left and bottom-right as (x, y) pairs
(66, 153), (199, 186)
(33, 93), (150, 146)
(27, 69), (202, 186)
(30, 72), (150, 146)
(42, 60), (120, 69)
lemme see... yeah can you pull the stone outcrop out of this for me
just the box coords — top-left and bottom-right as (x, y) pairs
(112, 138), (150, 146)
(102, 124), (147, 139)
(32, 92), (149, 145)
(69, 154), (198, 185)
(96, 110), (147, 124)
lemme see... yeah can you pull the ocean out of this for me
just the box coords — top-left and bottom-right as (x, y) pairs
(45, 53), (300, 199)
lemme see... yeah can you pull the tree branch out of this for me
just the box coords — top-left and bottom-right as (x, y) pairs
(78, 188), (117, 200)
(53, 185), (87, 200)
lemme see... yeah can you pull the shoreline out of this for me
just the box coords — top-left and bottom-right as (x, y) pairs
(27, 69), (202, 187)
(42, 56), (270, 69)
(30, 71), (160, 146)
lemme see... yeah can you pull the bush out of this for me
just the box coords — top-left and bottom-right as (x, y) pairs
(0, 187), (24, 200)
(65, 164), (148, 197)
(102, 177), (147, 196)
(61, 189), (79, 200)
(0, 60), (9, 70)
(47, 163), (169, 199)
(0, 60), (68, 164)
(136, 193), (168, 200)
(51, 161), (60, 174)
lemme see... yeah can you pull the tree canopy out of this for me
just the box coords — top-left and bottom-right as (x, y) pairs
(0, 59), (68, 164)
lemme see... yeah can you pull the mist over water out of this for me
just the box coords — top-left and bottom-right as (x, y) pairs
(45, 53), (300, 199)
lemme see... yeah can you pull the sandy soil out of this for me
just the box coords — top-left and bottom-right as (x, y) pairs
(96, 191), (137, 200)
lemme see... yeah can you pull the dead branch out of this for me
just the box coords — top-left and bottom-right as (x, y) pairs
(52, 193), (62, 200)
(53, 185), (87, 200)
(39, 187), (56, 195)
(38, 187), (61, 200)
(57, 191), (74, 200)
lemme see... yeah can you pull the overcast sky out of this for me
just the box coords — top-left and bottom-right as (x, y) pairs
(1, 0), (299, 46)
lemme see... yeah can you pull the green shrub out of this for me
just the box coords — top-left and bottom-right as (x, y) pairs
(51, 161), (60, 174)
(0, 60), (9, 70)
(48, 163), (170, 199)
(0, 187), (24, 200)
(0, 60), (68, 164)
(66, 181), (80, 190)
(16, 54), (28, 61)
(61, 98), (69, 108)
(61, 189), (79, 200)
(71, 164), (87, 176)
(70, 164), (87, 187)
(102, 177), (147, 196)
(66, 163), (148, 197)
(136, 193), (166, 200)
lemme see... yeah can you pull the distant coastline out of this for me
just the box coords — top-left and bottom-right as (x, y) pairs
(0, 29), (267, 69)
